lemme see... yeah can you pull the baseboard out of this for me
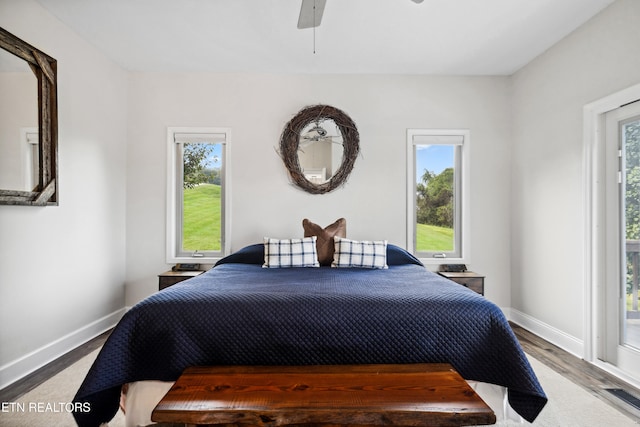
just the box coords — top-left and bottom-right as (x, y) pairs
(504, 307), (584, 358)
(0, 308), (126, 390)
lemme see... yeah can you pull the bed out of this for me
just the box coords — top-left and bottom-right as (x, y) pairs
(72, 243), (547, 426)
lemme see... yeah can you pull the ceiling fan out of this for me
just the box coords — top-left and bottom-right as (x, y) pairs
(297, 0), (326, 29)
(298, 0), (424, 29)
(299, 119), (343, 149)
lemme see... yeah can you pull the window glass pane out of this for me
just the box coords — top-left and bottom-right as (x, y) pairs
(624, 117), (640, 349)
(415, 144), (455, 254)
(181, 141), (223, 253)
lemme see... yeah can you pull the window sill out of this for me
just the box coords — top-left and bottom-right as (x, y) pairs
(168, 256), (222, 265)
(419, 257), (468, 266)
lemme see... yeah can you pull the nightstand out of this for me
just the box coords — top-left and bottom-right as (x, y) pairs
(158, 270), (204, 290)
(438, 271), (485, 296)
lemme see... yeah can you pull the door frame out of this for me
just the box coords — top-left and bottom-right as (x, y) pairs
(583, 82), (640, 386)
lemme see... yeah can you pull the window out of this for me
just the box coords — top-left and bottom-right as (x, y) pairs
(407, 129), (470, 264)
(22, 128), (38, 191)
(167, 127), (230, 263)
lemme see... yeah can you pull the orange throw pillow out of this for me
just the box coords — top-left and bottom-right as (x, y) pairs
(302, 218), (347, 266)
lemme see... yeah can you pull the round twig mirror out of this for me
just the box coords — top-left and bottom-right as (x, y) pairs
(280, 104), (359, 194)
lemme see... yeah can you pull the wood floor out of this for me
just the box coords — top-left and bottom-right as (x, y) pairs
(0, 330), (110, 403)
(2, 324), (640, 422)
(510, 323), (640, 421)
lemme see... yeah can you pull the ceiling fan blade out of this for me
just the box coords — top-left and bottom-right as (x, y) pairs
(297, 0), (327, 29)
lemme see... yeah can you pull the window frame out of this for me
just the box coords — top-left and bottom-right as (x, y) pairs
(166, 127), (231, 264)
(406, 129), (470, 265)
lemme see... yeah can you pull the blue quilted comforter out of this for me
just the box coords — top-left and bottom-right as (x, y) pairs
(73, 244), (546, 426)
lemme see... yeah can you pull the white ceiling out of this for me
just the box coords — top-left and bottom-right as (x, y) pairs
(34, 0), (615, 75)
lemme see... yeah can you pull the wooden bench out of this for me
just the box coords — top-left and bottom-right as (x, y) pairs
(151, 364), (495, 427)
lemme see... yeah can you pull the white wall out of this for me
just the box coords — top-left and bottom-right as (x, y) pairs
(125, 73), (513, 307)
(0, 0), (128, 387)
(7, 0), (631, 390)
(510, 0), (640, 345)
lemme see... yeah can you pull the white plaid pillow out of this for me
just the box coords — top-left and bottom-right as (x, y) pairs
(332, 237), (388, 269)
(263, 237), (320, 268)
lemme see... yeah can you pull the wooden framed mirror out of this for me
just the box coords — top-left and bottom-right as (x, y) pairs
(280, 105), (359, 194)
(0, 27), (58, 206)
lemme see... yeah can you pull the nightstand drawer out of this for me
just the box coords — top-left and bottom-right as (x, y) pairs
(438, 271), (485, 296)
(449, 277), (483, 294)
(158, 270), (203, 290)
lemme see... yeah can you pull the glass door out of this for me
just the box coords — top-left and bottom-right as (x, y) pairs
(620, 113), (640, 350)
(602, 101), (640, 377)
